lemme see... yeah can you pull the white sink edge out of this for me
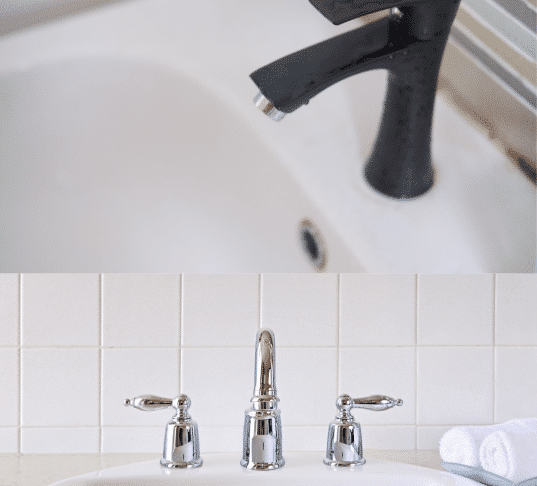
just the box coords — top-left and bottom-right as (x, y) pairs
(49, 452), (477, 485)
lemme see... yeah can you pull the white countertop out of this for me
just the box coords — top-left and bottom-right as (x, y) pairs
(0, 450), (443, 486)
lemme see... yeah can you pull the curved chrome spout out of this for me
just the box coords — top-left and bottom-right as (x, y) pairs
(241, 328), (284, 470)
(253, 328), (278, 398)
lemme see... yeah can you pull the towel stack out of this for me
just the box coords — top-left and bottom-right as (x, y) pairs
(439, 418), (537, 483)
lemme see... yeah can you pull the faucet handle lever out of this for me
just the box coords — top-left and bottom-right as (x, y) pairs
(324, 394), (403, 467)
(124, 394), (191, 416)
(336, 394), (403, 413)
(124, 394), (201, 469)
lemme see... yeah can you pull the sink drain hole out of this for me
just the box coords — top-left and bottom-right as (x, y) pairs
(299, 219), (327, 271)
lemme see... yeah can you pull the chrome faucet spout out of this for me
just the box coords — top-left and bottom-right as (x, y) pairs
(253, 328), (277, 398)
(241, 328), (284, 470)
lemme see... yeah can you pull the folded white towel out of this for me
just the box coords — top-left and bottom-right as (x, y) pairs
(439, 418), (537, 467)
(480, 430), (537, 483)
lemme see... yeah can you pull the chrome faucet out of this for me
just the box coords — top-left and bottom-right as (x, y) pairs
(124, 394), (203, 468)
(324, 394), (403, 466)
(251, 0), (461, 199)
(241, 328), (285, 470)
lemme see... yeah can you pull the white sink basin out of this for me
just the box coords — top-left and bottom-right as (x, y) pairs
(0, 0), (534, 272)
(49, 452), (477, 485)
(0, 57), (343, 272)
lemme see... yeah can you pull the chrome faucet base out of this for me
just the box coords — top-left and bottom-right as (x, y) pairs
(241, 408), (284, 470)
(323, 458), (366, 467)
(324, 394), (403, 467)
(240, 461), (285, 471)
(125, 394), (202, 469)
(160, 457), (203, 469)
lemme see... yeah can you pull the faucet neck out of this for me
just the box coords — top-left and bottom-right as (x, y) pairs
(253, 329), (278, 398)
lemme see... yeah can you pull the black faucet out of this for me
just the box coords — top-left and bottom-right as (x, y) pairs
(250, 0), (461, 199)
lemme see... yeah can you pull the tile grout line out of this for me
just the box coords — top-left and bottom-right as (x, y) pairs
(258, 274), (262, 330)
(415, 274), (418, 450)
(3, 343), (530, 348)
(99, 273), (104, 453)
(492, 273), (496, 424)
(179, 274), (183, 394)
(18, 273), (22, 454)
(179, 273), (185, 393)
(336, 274), (340, 395)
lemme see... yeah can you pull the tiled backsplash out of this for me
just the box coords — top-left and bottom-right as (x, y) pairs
(1, 273), (536, 454)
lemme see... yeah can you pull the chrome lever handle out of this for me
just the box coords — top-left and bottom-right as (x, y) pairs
(124, 394), (201, 469)
(336, 394), (403, 413)
(324, 393), (403, 467)
(124, 394), (191, 416)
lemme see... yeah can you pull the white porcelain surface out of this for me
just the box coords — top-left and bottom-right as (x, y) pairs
(21, 348), (99, 427)
(260, 274), (338, 347)
(102, 348), (179, 426)
(182, 274), (258, 347)
(417, 347), (493, 425)
(48, 452), (476, 486)
(495, 274), (537, 345)
(495, 347), (537, 422)
(417, 275), (494, 345)
(340, 274), (415, 346)
(0, 347), (19, 426)
(0, 273), (19, 346)
(0, 0), (534, 273)
(339, 347), (415, 425)
(102, 274), (180, 347)
(21, 273), (100, 346)
(21, 427), (100, 453)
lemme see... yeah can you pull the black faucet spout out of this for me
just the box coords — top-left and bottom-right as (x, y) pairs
(250, 0), (461, 199)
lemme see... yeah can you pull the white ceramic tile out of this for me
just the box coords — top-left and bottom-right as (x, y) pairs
(198, 426), (243, 453)
(101, 427), (163, 453)
(261, 274), (337, 346)
(102, 274), (180, 347)
(417, 426), (452, 450)
(0, 428), (18, 453)
(418, 274), (493, 345)
(339, 347), (415, 425)
(278, 347), (337, 426)
(340, 274), (415, 346)
(0, 348), (18, 427)
(181, 347), (253, 427)
(283, 426), (326, 452)
(182, 274), (258, 347)
(21, 348), (99, 426)
(495, 347), (537, 422)
(496, 274), (537, 345)
(21, 273), (99, 346)
(102, 348), (179, 426)
(361, 426), (416, 449)
(417, 347), (493, 425)
(0, 274), (19, 346)
(21, 428), (99, 453)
